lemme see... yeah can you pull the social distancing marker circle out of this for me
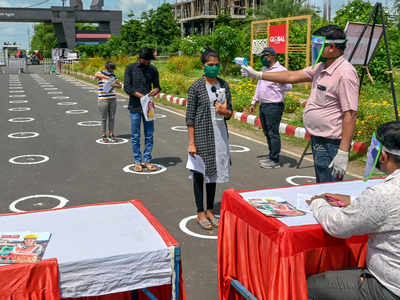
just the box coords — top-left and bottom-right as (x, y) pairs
(57, 102), (77, 106)
(66, 109), (88, 114)
(123, 163), (167, 175)
(229, 144), (251, 153)
(8, 132), (39, 139)
(9, 154), (49, 165)
(9, 100), (28, 104)
(155, 114), (167, 119)
(48, 91), (63, 94)
(9, 86), (23, 89)
(9, 94), (27, 98)
(123, 105), (128, 108)
(8, 107), (31, 112)
(8, 117), (35, 122)
(52, 96), (70, 99)
(179, 215), (218, 239)
(45, 88), (58, 90)
(96, 138), (128, 145)
(171, 126), (188, 132)
(77, 121), (101, 127)
(9, 194), (69, 213)
(9, 90), (25, 93)
(286, 176), (316, 186)
(117, 99), (126, 102)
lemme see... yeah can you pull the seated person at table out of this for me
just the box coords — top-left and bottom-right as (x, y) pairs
(306, 121), (400, 300)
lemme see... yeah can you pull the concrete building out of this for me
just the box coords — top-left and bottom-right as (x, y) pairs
(173, 0), (261, 36)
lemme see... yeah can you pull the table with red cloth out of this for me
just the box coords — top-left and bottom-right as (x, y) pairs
(218, 179), (383, 300)
(0, 201), (185, 300)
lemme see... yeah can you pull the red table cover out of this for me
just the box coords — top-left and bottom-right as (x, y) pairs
(218, 188), (368, 300)
(0, 258), (60, 300)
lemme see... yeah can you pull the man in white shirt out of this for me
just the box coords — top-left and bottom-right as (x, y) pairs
(306, 121), (400, 299)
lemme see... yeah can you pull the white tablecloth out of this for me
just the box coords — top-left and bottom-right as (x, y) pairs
(0, 202), (172, 298)
(240, 179), (383, 226)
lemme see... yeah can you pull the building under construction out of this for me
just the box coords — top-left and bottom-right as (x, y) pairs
(173, 0), (261, 36)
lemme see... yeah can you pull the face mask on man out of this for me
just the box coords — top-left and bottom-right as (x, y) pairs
(261, 57), (271, 68)
(204, 65), (220, 78)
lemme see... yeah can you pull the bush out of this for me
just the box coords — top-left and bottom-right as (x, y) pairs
(160, 72), (195, 97)
(166, 55), (199, 75)
(284, 93), (301, 113)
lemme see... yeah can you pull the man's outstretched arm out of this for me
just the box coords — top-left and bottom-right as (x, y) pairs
(242, 66), (312, 84)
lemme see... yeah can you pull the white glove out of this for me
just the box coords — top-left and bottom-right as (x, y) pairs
(329, 149), (349, 178)
(241, 66), (262, 80)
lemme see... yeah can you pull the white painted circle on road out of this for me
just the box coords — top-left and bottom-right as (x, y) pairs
(52, 96), (70, 99)
(8, 132), (39, 139)
(66, 109), (88, 114)
(96, 138), (128, 145)
(9, 94), (27, 98)
(229, 144), (251, 153)
(179, 215), (218, 239)
(155, 114), (167, 119)
(8, 107), (31, 112)
(9, 194), (69, 213)
(171, 126), (188, 132)
(8, 117), (34, 122)
(9, 86), (23, 89)
(9, 100), (28, 104)
(77, 121), (101, 127)
(9, 90), (25, 93)
(47, 91), (63, 94)
(57, 102), (77, 106)
(123, 163), (167, 175)
(286, 176), (316, 186)
(9, 154), (49, 165)
(123, 105), (128, 108)
(45, 88), (58, 90)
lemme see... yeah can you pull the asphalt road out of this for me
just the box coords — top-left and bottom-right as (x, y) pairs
(1, 68), (355, 299)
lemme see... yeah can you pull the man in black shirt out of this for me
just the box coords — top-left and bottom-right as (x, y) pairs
(124, 48), (161, 172)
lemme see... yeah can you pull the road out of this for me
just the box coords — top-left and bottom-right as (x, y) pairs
(1, 69), (355, 299)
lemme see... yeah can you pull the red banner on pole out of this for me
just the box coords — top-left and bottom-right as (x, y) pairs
(268, 24), (287, 54)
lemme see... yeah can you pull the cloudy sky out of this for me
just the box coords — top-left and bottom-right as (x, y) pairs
(0, 0), (388, 49)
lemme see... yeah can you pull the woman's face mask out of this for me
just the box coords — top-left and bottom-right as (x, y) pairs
(204, 64), (220, 78)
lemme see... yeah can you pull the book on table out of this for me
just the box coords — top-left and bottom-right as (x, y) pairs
(0, 232), (51, 264)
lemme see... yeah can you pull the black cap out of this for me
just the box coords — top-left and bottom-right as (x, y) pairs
(258, 47), (277, 57)
(139, 47), (156, 60)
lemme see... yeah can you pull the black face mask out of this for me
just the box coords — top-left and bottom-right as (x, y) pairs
(139, 63), (148, 69)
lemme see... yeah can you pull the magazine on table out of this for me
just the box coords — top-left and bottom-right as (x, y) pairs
(0, 232), (51, 264)
(140, 94), (155, 121)
(245, 196), (306, 218)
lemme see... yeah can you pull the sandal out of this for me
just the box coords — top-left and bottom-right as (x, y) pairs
(102, 135), (108, 143)
(208, 217), (219, 227)
(197, 218), (213, 230)
(109, 134), (117, 142)
(144, 163), (158, 171)
(133, 163), (143, 172)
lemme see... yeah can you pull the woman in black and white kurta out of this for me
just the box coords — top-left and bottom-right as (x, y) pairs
(186, 48), (233, 230)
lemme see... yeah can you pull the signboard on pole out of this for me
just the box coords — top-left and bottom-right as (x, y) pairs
(344, 21), (383, 65)
(268, 24), (287, 54)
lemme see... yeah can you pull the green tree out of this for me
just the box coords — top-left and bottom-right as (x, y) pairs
(141, 3), (181, 53)
(119, 13), (144, 55)
(210, 25), (240, 73)
(257, 0), (318, 19)
(30, 23), (58, 57)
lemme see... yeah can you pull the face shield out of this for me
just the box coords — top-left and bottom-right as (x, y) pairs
(312, 35), (347, 67)
(363, 132), (385, 181)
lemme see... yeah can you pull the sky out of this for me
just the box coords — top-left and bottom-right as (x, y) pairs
(0, 0), (390, 50)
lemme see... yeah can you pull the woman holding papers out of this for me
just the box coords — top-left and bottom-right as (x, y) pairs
(95, 61), (122, 143)
(186, 47), (233, 230)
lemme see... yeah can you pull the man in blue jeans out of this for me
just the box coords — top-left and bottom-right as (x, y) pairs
(250, 47), (292, 168)
(124, 48), (161, 172)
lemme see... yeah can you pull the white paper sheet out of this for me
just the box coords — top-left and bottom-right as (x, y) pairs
(186, 154), (205, 175)
(103, 78), (117, 93)
(140, 95), (155, 121)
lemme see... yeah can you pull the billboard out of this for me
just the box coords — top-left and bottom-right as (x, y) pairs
(344, 21), (383, 65)
(268, 24), (287, 54)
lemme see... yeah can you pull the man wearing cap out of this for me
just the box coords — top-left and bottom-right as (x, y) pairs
(251, 47), (292, 169)
(241, 25), (359, 183)
(124, 47), (161, 172)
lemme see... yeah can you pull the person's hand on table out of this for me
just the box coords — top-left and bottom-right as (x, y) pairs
(306, 193), (351, 207)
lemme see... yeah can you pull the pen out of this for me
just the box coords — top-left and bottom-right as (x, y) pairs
(325, 195), (346, 207)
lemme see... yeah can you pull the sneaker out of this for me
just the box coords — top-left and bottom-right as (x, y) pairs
(259, 160), (280, 169)
(258, 158), (272, 164)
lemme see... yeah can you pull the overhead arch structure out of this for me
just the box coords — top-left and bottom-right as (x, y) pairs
(0, 4), (121, 49)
